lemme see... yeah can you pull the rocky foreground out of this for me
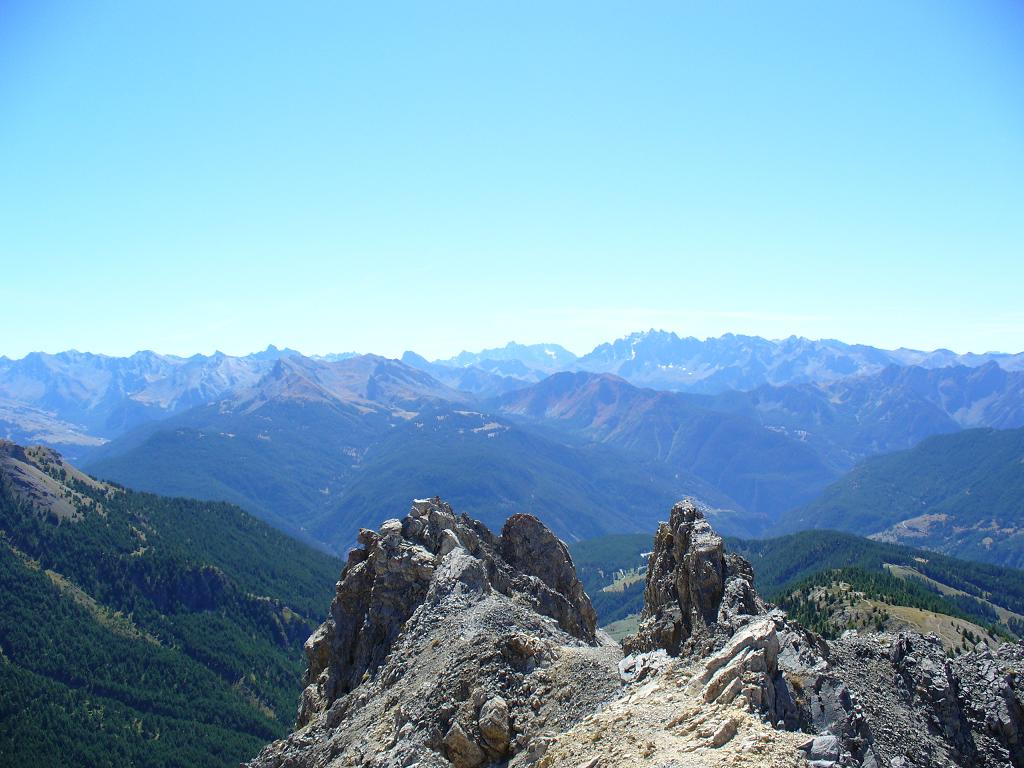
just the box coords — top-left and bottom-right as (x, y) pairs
(248, 499), (1024, 768)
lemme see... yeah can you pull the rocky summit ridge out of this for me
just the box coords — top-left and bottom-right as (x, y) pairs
(250, 499), (617, 768)
(250, 499), (1024, 768)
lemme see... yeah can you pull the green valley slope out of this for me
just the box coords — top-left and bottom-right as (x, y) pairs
(780, 426), (1024, 567)
(88, 358), (736, 549)
(0, 441), (341, 768)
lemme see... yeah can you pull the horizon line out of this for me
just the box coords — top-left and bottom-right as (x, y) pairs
(3, 330), (1023, 364)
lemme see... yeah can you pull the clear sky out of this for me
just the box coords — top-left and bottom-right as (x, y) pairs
(1, 1), (1022, 360)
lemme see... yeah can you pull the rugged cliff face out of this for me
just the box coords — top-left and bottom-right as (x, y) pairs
(250, 499), (616, 768)
(624, 499), (764, 657)
(250, 498), (1024, 768)
(612, 501), (1024, 768)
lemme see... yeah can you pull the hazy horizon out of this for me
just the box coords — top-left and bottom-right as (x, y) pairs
(3, 328), (1023, 364)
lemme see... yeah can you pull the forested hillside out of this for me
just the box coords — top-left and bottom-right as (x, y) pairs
(782, 427), (1024, 566)
(0, 442), (341, 768)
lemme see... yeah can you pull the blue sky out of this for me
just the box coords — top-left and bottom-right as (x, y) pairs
(1, 1), (1022, 359)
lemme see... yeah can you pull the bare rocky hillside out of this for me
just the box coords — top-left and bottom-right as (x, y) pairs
(249, 499), (1024, 767)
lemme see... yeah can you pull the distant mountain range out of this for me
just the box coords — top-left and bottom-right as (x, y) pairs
(495, 371), (837, 520)
(435, 341), (578, 374)
(0, 345), (356, 458)
(4, 332), (1021, 460)
(494, 364), (1024, 520)
(3, 333), (1024, 560)
(562, 330), (1024, 393)
(82, 354), (1024, 553)
(85, 356), (728, 548)
(0, 346), (291, 458)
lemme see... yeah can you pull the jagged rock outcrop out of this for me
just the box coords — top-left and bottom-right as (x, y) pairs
(625, 499), (764, 657)
(250, 497), (1024, 768)
(251, 498), (617, 768)
(612, 499), (1024, 768)
(805, 631), (1024, 767)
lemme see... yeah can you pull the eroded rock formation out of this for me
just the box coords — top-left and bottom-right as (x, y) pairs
(610, 500), (1024, 768)
(251, 498), (616, 768)
(250, 498), (1024, 768)
(624, 499), (764, 657)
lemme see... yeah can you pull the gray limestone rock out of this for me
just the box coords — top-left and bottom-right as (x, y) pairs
(252, 497), (1024, 768)
(477, 695), (511, 754)
(620, 498), (1024, 768)
(250, 497), (618, 768)
(623, 499), (764, 658)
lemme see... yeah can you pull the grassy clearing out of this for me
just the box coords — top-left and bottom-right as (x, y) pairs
(602, 613), (640, 643)
(601, 569), (646, 593)
(884, 563), (1024, 626)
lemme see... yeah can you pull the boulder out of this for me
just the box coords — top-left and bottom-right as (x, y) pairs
(443, 721), (486, 768)
(478, 695), (511, 754)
